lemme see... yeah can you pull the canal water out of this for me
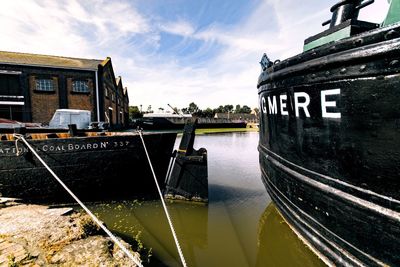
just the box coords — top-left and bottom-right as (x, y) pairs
(89, 132), (325, 267)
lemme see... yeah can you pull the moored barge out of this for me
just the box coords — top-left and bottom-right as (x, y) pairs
(0, 127), (176, 202)
(136, 113), (247, 130)
(258, 1), (400, 266)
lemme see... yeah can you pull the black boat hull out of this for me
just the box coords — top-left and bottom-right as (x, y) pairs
(0, 132), (176, 202)
(258, 23), (400, 266)
(137, 117), (247, 130)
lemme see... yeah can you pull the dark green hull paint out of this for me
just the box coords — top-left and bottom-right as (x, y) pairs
(0, 132), (176, 202)
(258, 23), (400, 266)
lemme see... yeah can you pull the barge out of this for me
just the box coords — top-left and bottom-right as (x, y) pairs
(257, 0), (400, 266)
(136, 113), (247, 130)
(0, 126), (176, 202)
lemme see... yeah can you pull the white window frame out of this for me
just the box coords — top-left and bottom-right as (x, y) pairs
(36, 79), (54, 91)
(72, 80), (89, 93)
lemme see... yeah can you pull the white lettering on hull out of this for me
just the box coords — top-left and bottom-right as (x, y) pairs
(321, 89), (341, 119)
(0, 140), (131, 155)
(279, 94), (288, 116)
(294, 92), (311, 117)
(260, 89), (341, 119)
(268, 96), (277, 114)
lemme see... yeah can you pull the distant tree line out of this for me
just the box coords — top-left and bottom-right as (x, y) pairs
(175, 102), (254, 118)
(129, 102), (257, 121)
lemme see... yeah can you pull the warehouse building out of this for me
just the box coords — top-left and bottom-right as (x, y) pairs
(0, 51), (129, 127)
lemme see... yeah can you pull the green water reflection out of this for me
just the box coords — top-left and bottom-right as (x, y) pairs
(256, 204), (325, 267)
(90, 201), (325, 267)
(88, 133), (325, 266)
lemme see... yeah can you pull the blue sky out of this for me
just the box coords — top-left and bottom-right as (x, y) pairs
(0, 0), (389, 111)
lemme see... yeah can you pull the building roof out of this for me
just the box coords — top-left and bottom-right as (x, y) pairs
(116, 76), (121, 86)
(0, 51), (103, 71)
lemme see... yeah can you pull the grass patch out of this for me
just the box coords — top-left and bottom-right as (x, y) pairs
(7, 254), (17, 267)
(194, 127), (258, 135)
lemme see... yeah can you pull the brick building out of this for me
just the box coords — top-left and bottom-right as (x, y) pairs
(0, 51), (129, 127)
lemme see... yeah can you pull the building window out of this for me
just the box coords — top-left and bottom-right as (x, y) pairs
(105, 88), (109, 97)
(111, 93), (115, 102)
(36, 79), (54, 91)
(72, 80), (89, 93)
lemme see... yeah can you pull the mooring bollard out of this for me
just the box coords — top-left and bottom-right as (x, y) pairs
(164, 119), (208, 202)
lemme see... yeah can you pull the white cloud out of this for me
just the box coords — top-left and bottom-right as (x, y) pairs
(0, 0), (391, 111)
(159, 20), (195, 37)
(0, 0), (150, 57)
(124, 0), (331, 109)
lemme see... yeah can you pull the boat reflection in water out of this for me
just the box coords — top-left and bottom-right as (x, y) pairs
(256, 203), (325, 267)
(88, 200), (208, 266)
(88, 133), (325, 266)
(89, 199), (325, 267)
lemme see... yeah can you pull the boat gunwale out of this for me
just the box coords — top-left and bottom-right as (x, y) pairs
(258, 143), (400, 215)
(0, 130), (176, 141)
(257, 23), (400, 89)
(258, 37), (400, 90)
(262, 171), (388, 267)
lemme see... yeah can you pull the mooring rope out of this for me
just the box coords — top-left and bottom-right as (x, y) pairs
(13, 134), (143, 267)
(137, 130), (188, 267)
(164, 152), (177, 185)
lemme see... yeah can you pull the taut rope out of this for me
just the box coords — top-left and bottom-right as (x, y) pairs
(13, 134), (143, 267)
(137, 130), (188, 267)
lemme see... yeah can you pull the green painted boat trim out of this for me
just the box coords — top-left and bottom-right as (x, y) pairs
(303, 26), (351, 51)
(383, 0), (400, 26)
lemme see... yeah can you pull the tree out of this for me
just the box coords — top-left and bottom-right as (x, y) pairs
(193, 110), (204, 117)
(188, 102), (200, 114)
(214, 105), (224, 114)
(203, 108), (214, 118)
(235, 104), (241, 114)
(223, 105), (234, 113)
(129, 106), (143, 121)
(240, 105), (252, 114)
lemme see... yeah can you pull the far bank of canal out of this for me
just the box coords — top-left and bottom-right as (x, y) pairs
(89, 132), (325, 266)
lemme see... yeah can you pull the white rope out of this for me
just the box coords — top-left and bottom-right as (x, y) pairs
(137, 130), (188, 267)
(15, 137), (21, 156)
(164, 154), (177, 185)
(13, 134), (143, 267)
